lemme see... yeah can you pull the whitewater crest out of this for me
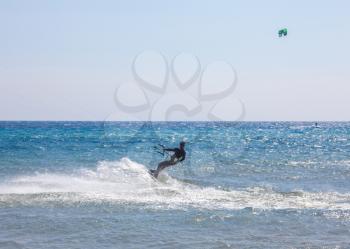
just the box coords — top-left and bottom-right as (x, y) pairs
(1, 158), (350, 211)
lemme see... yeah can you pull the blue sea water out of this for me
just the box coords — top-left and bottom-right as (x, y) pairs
(0, 121), (350, 249)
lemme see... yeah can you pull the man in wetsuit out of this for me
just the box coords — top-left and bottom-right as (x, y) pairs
(151, 141), (186, 178)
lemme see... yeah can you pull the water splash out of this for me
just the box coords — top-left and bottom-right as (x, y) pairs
(1, 158), (350, 210)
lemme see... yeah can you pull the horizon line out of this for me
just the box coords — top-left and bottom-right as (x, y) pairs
(0, 120), (348, 123)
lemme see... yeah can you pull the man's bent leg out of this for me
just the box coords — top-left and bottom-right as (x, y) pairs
(153, 160), (176, 178)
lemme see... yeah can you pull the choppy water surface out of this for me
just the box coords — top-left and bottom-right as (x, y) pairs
(0, 122), (350, 248)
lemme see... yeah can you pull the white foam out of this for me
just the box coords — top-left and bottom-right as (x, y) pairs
(1, 158), (350, 210)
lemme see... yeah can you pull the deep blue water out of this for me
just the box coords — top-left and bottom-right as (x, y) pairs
(0, 122), (350, 248)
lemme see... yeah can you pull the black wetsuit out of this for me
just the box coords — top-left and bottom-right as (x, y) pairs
(152, 147), (186, 178)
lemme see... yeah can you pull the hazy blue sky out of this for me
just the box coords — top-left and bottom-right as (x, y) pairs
(1, 0), (349, 121)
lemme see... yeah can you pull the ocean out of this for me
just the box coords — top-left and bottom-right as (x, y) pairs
(0, 121), (349, 248)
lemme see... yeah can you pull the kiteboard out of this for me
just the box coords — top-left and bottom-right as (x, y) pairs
(148, 169), (158, 179)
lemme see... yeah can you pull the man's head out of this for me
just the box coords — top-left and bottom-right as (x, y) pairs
(180, 141), (186, 148)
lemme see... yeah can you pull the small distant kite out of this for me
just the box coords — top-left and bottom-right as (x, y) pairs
(278, 28), (288, 37)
